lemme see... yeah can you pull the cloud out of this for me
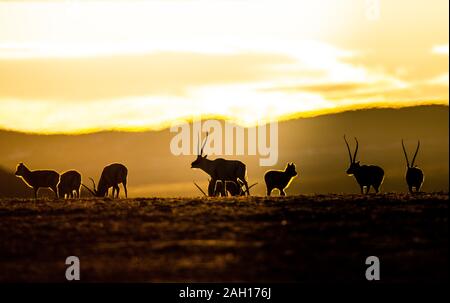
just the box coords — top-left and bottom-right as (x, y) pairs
(0, 52), (294, 101)
(433, 44), (449, 55)
(427, 73), (449, 86)
(263, 83), (369, 94)
(0, 42), (448, 134)
(0, 86), (333, 134)
(342, 47), (448, 82)
(0, 0), (448, 134)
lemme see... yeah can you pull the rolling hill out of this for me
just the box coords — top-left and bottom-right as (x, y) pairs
(0, 105), (448, 197)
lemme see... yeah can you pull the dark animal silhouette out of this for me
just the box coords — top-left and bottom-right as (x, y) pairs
(344, 136), (384, 194)
(209, 180), (241, 196)
(402, 139), (424, 193)
(210, 179), (256, 196)
(264, 163), (298, 196)
(194, 179), (257, 197)
(191, 132), (250, 196)
(193, 180), (235, 197)
(82, 163), (128, 198)
(14, 163), (59, 198)
(58, 170), (82, 199)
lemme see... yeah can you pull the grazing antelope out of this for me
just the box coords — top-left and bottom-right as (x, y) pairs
(196, 180), (241, 197)
(208, 180), (238, 197)
(194, 179), (257, 197)
(82, 163), (128, 198)
(402, 140), (424, 193)
(264, 163), (298, 196)
(344, 136), (384, 194)
(15, 163), (59, 199)
(58, 170), (82, 199)
(211, 179), (256, 196)
(191, 132), (251, 196)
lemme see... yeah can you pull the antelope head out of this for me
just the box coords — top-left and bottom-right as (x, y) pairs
(14, 162), (27, 177)
(402, 139), (420, 168)
(344, 135), (360, 175)
(191, 132), (209, 169)
(285, 163), (298, 177)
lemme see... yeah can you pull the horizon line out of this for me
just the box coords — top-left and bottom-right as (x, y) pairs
(0, 101), (448, 136)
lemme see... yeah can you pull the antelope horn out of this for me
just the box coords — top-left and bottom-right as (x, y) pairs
(411, 140), (420, 167)
(89, 177), (97, 191)
(248, 182), (258, 190)
(344, 135), (353, 164)
(236, 180), (257, 193)
(200, 131), (209, 156)
(401, 139), (410, 167)
(353, 137), (359, 162)
(193, 181), (207, 197)
(81, 183), (96, 196)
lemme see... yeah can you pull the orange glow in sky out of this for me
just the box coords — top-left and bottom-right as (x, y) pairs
(0, 0), (448, 134)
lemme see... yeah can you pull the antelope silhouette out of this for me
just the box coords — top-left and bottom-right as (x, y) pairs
(194, 179), (257, 197)
(264, 162), (298, 196)
(209, 180), (241, 196)
(344, 136), (384, 194)
(401, 139), (424, 193)
(82, 163), (128, 198)
(193, 180), (235, 197)
(58, 170), (82, 199)
(15, 163), (59, 199)
(211, 179), (257, 196)
(191, 132), (250, 196)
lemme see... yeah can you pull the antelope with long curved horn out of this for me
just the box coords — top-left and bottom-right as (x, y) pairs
(191, 132), (251, 196)
(401, 140), (424, 193)
(210, 179), (258, 196)
(344, 135), (384, 194)
(82, 163), (128, 198)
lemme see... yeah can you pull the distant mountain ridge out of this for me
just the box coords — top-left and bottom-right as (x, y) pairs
(0, 105), (448, 197)
(0, 166), (33, 198)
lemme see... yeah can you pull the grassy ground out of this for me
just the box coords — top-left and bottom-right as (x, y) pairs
(0, 193), (447, 282)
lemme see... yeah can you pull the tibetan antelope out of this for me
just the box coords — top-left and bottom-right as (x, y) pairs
(15, 163), (59, 199)
(194, 180), (242, 197)
(194, 179), (257, 197)
(264, 162), (298, 196)
(401, 140), (424, 193)
(210, 179), (257, 196)
(58, 170), (82, 199)
(82, 163), (128, 198)
(191, 132), (251, 196)
(209, 180), (241, 196)
(344, 136), (384, 194)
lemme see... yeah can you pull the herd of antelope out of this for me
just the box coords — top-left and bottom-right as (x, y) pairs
(14, 134), (425, 199)
(15, 163), (128, 199)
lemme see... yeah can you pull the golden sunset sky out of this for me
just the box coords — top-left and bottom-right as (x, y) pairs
(0, 0), (448, 134)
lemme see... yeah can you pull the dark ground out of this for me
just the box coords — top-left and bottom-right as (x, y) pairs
(0, 193), (447, 282)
